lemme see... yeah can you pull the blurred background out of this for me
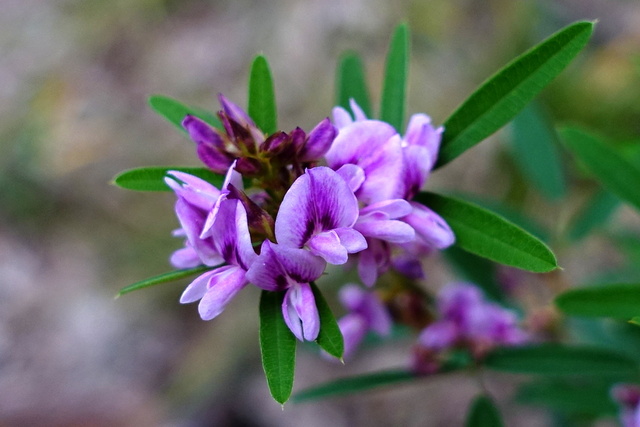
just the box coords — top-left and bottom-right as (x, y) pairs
(1, 0), (640, 426)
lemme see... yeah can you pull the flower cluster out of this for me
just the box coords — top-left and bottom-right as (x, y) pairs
(166, 95), (455, 342)
(412, 282), (529, 374)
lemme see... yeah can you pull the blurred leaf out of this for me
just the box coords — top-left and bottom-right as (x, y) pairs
(510, 103), (566, 200)
(436, 21), (595, 168)
(310, 282), (344, 359)
(248, 55), (277, 135)
(556, 283), (640, 319)
(149, 95), (221, 133)
(380, 23), (409, 132)
(117, 265), (215, 296)
(568, 318), (640, 364)
(629, 317), (640, 327)
(112, 166), (225, 192)
(293, 370), (416, 403)
(415, 192), (558, 273)
(260, 290), (297, 405)
(485, 344), (639, 377)
(336, 52), (372, 118)
(567, 190), (619, 241)
(444, 246), (503, 302)
(465, 395), (504, 427)
(560, 126), (640, 213)
(516, 379), (618, 416)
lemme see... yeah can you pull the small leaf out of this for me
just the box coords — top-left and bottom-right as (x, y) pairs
(630, 317), (640, 327)
(148, 95), (221, 133)
(117, 265), (215, 297)
(567, 190), (619, 241)
(380, 23), (410, 132)
(310, 282), (344, 359)
(260, 290), (297, 405)
(485, 344), (639, 377)
(293, 370), (416, 403)
(560, 126), (640, 213)
(510, 103), (566, 200)
(248, 55), (277, 135)
(112, 166), (225, 192)
(436, 21), (595, 168)
(516, 379), (618, 416)
(555, 283), (640, 319)
(336, 52), (372, 118)
(415, 192), (558, 273)
(465, 395), (504, 427)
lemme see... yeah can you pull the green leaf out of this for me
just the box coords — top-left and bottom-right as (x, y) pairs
(293, 370), (416, 403)
(465, 395), (504, 427)
(380, 23), (410, 132)
(630, 317), (640, 327)
(485, 344), (639, 377)
(415, 192), (558, 273)
(510, 103), (566, 200)
(310, 282), (344, 359)
(116, 265), (215, 297)
(112, 166), (225, 192)
(259, 290), (297, 405)
(516, 379), (618, 416)
(248, 55), (277, 135)
(336, 52), (372, 118)
(436, 21), (595, 168)
(148, 95), (221, 133)
(560, 126), (640, 213)
(555, 283), (640, 319)
(567, 190), (619, 241)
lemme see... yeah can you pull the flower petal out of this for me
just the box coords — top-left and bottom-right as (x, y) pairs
(180, 269), (218, 304)
(357, 239), (389, 287)
(334, 227), (367, 253)
(165, 171), (220, 211)
(403, 113), (442, 165)
(360, 199), (413, 219)
(174, 198), (222, 266)
(170, 246), (202, 269)
(337, 313), (368, 359)
(404, 202), (455, 249)
(218, 93), (255, 127)
(418, 320), (458, 350)
(282, 283), (320, 341)
(331, 106), (353, 129)
(355, 219), (415, 243)
(209, 199), (257, 269)
(308, 230), (348, 265)
(182, 115), (225, 149)
(198, 266), (248, 320)
(349, 99), (368, 122)
(335, 164), (365, 193)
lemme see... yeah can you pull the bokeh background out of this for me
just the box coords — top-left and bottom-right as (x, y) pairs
(2, 0), (640, 426)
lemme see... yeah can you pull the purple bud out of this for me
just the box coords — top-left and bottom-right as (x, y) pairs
(298, 118), (337, 162)
(182, 115), (226, 149)
(218, 93), (255, 127)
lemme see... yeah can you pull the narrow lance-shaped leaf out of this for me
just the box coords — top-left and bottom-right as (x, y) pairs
(567, 190), (619, 241)
(293, 370), (416, 403)
(248, 55), (277, 135)
(510, 102), (566, 200)
(436, 21), (595, 168)
(259, 290), (297, 405)
(112, 166), (226, 192)
(465, 395), (504, 427)
(380, 23), (410, 132)
(148, 95), (221, 133)
(336, 52), (372, 118)
(555, 283), (640, 319)
(117, 265), (215, 297)
(516, 379), (618, 416)
(310, 282), (344, 359)
(415, 192), (558, 273)
(485, 344), (640, 377)
(560, 126), (640, 213)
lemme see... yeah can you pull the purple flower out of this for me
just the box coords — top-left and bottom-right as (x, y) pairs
(246, 240), (327, 341)
(165, 171), (225, 267)
(334, 284), (392, 359)
(182, 115), (235, 173)
(179, 197), (257, 320)
(612, 384), (640, 427)
(416, 283), (529, 357)
(275, 166), (367, 265)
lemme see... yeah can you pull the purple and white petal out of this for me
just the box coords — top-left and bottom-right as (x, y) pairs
(349, 99), (368, 122)
(165, 171), (221, 211)
(337, 313), (368, 359)
(275, 166), (359, 248)
(403, 202), (455, 249)
(331, 106), (353, 129)
(218, 93), (255, 128)
(180, 269), (218, 304)
(209, 199), (257, 269)
(357, 239), (390, 287)
(198, 266), (248, 320)
(299, 118), (336, 162)
(401, 145), (432, 199)
(182, 115), (226, 150)
(418, 320), (459, 350)
(170, 246), (202, 269)
(335, 164), (365, 193)
(308, 230), (348, 265)
(403, 113), (443, 166)
(282, 283), (320, 341)
(334, 227), (367, 253)
(355, 219), (415, 243)
(359, 199), (413, 219)
(174, 198), (222, 266)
